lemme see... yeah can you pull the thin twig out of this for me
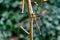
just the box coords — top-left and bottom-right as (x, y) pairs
(16, 22), (29, 35)
(22, 0), (24, 13)
(20, 26), (30, 35)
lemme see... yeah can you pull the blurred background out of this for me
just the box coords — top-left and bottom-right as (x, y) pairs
(0, 0), (60, 40)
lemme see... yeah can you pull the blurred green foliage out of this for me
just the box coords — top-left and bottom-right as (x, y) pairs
(0, 0), (60, 40)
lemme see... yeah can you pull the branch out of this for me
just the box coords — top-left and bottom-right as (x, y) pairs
(20, 26), (29, 35)
(16, 22), (29, 35)
(26, 0), (34, 40)
(22, 0), (24, 13)
(26, 0), (33, 15)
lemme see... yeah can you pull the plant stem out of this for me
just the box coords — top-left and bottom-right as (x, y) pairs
(20, 26), (29, 35)
(30, 16), (33, 40)
(22, 0), (24, 13)
(26, 0), (34, 40)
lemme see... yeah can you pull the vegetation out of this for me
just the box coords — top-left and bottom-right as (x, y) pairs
(0, 0), (60, 40)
